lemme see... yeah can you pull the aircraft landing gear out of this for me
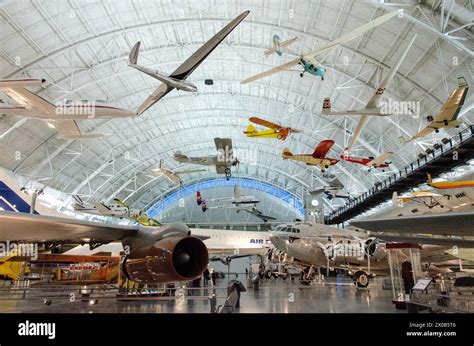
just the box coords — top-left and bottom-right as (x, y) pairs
(299, 72), (304, 78)
(299, 266), (316, 285)
(321, 76), (324, 81)
(353, 270), (369, 288)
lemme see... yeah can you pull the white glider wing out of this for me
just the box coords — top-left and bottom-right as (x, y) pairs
(303, 11), (401, 62)
(350, 211), (474, 237)
(241, 58), (300, 84)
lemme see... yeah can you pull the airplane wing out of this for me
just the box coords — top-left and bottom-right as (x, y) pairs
(367, 152), (393, 166)
(95, 202), (112, 214)
(49, 120), (103, 139)
(214, 137), (233, 152)
(241, 58), (300, 84)
(302, 11), (400, 63)
(365, 34), (416, 109)
(0, 82), (56, 114)
(136, 11), (249, 115)
(249, 117), (282, 130)
(376, 234), (474, 248)
(406, 126), (435, 142)
(136, 83), (174, 116)
(350, 211), (474, 236)
(0, 211), (137, 243)
(346, 114), (369, 151)
(174, 168), (206, 175)
(239, 208), (277, 221)
(264, 37), (298, 56)
(312, 139), (335, 159)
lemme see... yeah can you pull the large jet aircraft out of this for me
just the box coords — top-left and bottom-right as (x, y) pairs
(322, 34), (417, 151)
(0, 169), (271, 276)
(174, 138), (239, 179)
(128, 11), (249, 116)
(0, 79), (134, 139)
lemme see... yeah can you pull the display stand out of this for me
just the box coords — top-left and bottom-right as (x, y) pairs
(386, 243), (422, 310)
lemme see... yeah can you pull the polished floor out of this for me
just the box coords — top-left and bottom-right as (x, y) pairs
(0, 276), (401, 313)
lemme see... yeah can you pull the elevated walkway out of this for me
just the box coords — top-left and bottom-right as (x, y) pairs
(326, 124), (474, 225)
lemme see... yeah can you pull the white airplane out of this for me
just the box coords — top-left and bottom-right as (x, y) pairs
(197, 185), (260, 211)
(0, 79), (135, 139)
(241, 10), (400, 84)
(128, 11), (249, 116)
(151, 159), (206, 185)
(263, 34), (298, 57)
(406, 77), (469, 142)
(72, 195), (161, 226)
(174, 138), (239, 179)
(322, 34), (416, 151)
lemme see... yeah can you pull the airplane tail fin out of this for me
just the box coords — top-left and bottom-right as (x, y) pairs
(322, 98), (331, 114)
(458, 77), (468, 88)
(128, 41), (141, 66)
(196, 191), (202, 205)
(282, 147), (292, 158)
(244, 124), (257, 135)
(392, 191), (398, 206)
(427, 173), (433, 185)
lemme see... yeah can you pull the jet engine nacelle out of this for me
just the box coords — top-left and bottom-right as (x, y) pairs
(122, 235), (208, 283)
(365, 238), (386, 260)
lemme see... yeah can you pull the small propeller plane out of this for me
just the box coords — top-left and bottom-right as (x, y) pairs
(406, 77), (469, 142)
(282, 139), (339, 172)
(72, 196), (161, 226)
(241, 11), (399, 84)
(244, 117), (301, 140)
(152, 159), (206, 185)
(426, 172), (474, 190)
(264, 34), (298, 57)
(340, 149), (393, 171)
(174, 138), (239, 180)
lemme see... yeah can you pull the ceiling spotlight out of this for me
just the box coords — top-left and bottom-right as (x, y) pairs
(311, 199), (319, 207)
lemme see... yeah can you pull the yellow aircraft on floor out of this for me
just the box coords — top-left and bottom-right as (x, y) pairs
(244, 117), (301, 140)
(427, 173), (474, 190)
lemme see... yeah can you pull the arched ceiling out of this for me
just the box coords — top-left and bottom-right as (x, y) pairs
(0, 0), (473, 215)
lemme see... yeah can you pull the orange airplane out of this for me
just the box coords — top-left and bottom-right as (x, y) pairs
(427, 173), (474, 190)
(244, 117), (300, 140)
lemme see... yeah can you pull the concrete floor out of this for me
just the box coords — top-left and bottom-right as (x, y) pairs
(0, 277), (401, 313)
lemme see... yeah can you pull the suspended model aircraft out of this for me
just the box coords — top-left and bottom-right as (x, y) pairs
(340, 149), (393, 171)
(174, 138), (239, 179)
(406, 77), (469, 142)
(72, 195), (161, 226)
(152, 159), (205, 185)
(241, 10), (400, 84)
(264, 34), (298, 57)
(312, 178), (350, 200)
(238, 207), (277, 223)
(244, 117), (301, 140)
(322, 34), (416, 151)
(0, 79), (134, 139)
(282, 139), (339, 172)
(197, 185), (260, 210)
(128, 11), (249, 116)
(426, 172), (474, 190)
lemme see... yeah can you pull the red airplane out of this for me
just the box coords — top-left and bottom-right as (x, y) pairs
(340, 149), (393, 171)
(282, 139), (339, 172)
